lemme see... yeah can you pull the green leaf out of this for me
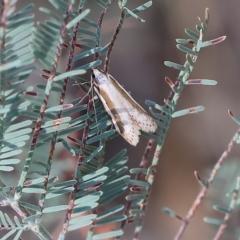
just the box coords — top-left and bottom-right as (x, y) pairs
(69, 214), (97, 225)
(58, 123), (87, 136)
(177, 44), (197, 55)
(213, 205), (231, 214)
(4, 128), (32, 140)
(1, 229), (17, 240)
(99, 185), (128, 205)
(69, 114), (89, 127)
(186, 79), (217, 85)
(22, 214), (41, 223)
(200, 36), (226, 48)
(203, 217), (224, 226)
(105, 149), (127, 167)
(129, 209), (144, 215)
(53, 69), (86, 81)
(141, 131), (160, 142)
(58, 138), (75, 156)
(79, 27), (97, 37)
(128, 179), (150, 188)
(0, 149), (22, 159)
(20, 202), (41, 212)
(126, 193), (147, 201)
(4, 213), (15, 227)
(67, 9), (90, 29)
(42, 205), (68, 213)
(5, 120), (32, 133)
(0, 212), (8, 227)
(87, 130), (116, 144)
(82, 18), (98, 28)
(39, 7), (63, 22)
(36, 84), (62, 92)
(82, 167), (108, 182)
(162, 207), (177, 217)
(96, 205), (124, 220)
(94, 0), (107, 9)
(0, 166), (14, 171)
(0, 159), (20, 165)
(76, 60), (102, 70)
(99, 43), (109, 55)
(0, 60), (21, 73)
(130, 168), (148, 174)
(84, 146), (103, 163)
(164, 61), (189, 73)
(124, 7), (145, 22)
(45, 187), (74, 199)
(14, 216), (21, 228)
(40, 123), (69, 135)
(126, 1), (152, 19)
(95, 215), (126, 226)
(88, 119), (111, 137)
(1, 142), (26, 154)
(92, 230), (123, 239)
(73, 47), (101, 61)
(49, 179), (77, 190)
(176, 38), (194, 44)
(172, 106), (205, 118)
(67, 220), (92, 231)
(13, 230), (23, 240)
(74, 192), (102, 205)
(22, 187), (46, 194)
(72, 202), (98, 216)
(78, 175), (107, 190)
(42, 117), (71, 128)
(185, 28), (199, 40)
(63, 104), (87, 116)
(24, 177), (46, 186)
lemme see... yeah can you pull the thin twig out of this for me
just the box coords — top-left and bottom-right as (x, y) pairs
(58, 97), (94, 239)
(37, 6), (83, 222)
(94, 8), (107, 61)
(104, 9), (125, 72)
(213, 176), (240, 240)
(15, 2), (73, 201)
(119, 139), (154, 232)
(174, 128), (240, 240)
(132, 10), (226, 239)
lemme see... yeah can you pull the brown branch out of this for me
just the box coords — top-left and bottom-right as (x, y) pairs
(174, 128), (240, 240)
(213, 176), (240, 240)
(104, 9), (125, 73)
(119, 139), (154, 232)
(94, 8), (108, 61)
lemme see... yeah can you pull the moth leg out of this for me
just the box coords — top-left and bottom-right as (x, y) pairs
(73, 81), (93, 106)
(74, 93), (89, 106)
(66, 81), (89, 87)
(91, 96), (100, 134)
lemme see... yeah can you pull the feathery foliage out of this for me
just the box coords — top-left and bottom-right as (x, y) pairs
(0, 1), (228, 240)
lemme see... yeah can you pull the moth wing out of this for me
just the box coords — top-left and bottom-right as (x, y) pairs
(109, 75), (157, 133)
(128, 107), (157, 133)
(94, 86), (140, 146)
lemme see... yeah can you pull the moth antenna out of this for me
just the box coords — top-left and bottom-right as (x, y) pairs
(74, 94), (88, 106)
(67, 81), (89, 87)
(74, 80), (93, 106)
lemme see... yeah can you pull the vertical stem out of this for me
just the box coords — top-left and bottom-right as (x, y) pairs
(174, 129), (240, 240)
(104, 9), (125, 72)
(14, 1), (73, 201)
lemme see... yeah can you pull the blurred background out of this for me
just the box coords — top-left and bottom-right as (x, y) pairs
(11, 0), (240, 239)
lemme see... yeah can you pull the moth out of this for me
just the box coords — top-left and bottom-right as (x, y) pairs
(91, 68), (157, 146)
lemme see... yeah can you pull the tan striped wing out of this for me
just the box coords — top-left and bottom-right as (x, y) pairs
(93, 69), (157, 146)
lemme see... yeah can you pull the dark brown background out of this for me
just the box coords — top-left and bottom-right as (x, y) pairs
(15, 0), (240, 239)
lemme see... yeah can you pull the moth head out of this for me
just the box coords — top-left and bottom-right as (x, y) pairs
(92, 68), (109, 85)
